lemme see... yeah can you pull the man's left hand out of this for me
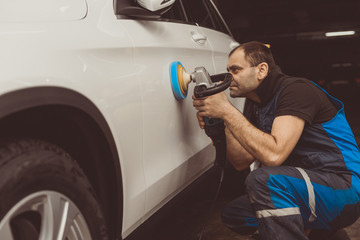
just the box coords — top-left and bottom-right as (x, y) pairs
(192, 91), (232, 119)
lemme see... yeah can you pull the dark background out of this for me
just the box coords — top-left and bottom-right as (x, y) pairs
(215, 0), (360, 83)
(215, 0), (360, 141)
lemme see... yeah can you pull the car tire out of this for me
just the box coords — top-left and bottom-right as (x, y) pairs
(0, 139), (108, 240)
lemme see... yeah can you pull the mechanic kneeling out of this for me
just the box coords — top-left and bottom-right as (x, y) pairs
(192, 41), (360, 239)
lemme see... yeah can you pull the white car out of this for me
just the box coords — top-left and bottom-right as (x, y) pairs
(0, 0), (243, 239)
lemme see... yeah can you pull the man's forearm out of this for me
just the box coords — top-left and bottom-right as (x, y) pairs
(225, 125), (255, 170)
(223, 107), (282, 166)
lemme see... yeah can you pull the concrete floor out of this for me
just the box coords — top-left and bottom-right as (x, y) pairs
(148, 168), (252, 240)
(148, 86), (360, 240)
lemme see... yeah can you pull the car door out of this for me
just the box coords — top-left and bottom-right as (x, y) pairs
(121, 0), (217, 220)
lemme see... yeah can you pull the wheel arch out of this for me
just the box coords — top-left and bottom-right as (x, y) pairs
(0, 86), (123, 239)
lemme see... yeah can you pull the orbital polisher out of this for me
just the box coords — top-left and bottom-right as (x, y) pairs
(169, 61), (232, 101)
(170, 61), (232, 167)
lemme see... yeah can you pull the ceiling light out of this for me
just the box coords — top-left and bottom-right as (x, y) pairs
(325, 31), (355, 37)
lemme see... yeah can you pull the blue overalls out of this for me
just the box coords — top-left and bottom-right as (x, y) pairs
(222, 82), (360, 239)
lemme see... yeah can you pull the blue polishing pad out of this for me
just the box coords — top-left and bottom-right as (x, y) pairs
(170, 61), (187, 100)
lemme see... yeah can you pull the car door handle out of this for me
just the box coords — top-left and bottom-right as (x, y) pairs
(191, 32), (207, 44)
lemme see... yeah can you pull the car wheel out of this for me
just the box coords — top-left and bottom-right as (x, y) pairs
(0, 139), (108, 240)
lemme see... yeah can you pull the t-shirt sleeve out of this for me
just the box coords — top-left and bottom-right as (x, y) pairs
(275, 81), (320, 124)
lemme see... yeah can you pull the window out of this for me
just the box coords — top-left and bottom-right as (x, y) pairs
(180, 0), (232, 35)
(205, 0), (232, 35)
(181, 0), (215, 29)
(127, 0), (232, 35)
(161, 0), (187, 23)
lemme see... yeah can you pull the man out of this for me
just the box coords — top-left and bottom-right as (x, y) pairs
(192, 41), (360, 239)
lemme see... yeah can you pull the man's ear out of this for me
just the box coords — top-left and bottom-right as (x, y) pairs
(257, 62), (269, 82)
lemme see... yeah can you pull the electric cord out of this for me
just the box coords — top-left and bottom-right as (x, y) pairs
(198, 121), (226, 240)
(198, 166), (225, 240)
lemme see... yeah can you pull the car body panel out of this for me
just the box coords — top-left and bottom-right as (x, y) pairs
(124, 19), (217, 221)
(0, 1), (146, 235)
(0, 0), (242, 238)
(0, 0), (88, 22)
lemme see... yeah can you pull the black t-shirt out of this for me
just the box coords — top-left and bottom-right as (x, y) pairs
(276, 80), (337, 124)
(245, 67), (338, 126)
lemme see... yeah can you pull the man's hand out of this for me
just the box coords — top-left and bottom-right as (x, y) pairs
(192, 91), (232, 121)
(195, 111), (206, 129)
(192, 92), (255, 170)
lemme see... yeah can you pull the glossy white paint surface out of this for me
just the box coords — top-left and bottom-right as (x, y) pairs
(126, 20), (216, 221)
(0, 0), (242, 238)
(0, 0), (87, 22)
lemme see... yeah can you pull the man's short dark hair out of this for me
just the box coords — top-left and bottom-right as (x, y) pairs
(229, 41), (276, 72)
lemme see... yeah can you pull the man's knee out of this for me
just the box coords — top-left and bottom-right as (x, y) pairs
(221, 201), (234, 223)
(221, 195), (258, 235)
(245, 168), (271, 202)
(221, 207), (257, 235)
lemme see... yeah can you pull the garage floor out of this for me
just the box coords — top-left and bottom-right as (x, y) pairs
(148, 88), (360, 240)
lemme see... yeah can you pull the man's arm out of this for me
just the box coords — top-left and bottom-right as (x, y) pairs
(195, 106), (255, 170)
(225, 125), (255, 170)
(223, 108), (305, 166)
(193, 92), (305, 167)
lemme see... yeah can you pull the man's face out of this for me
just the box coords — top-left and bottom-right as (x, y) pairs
(227, 49), (260, 98)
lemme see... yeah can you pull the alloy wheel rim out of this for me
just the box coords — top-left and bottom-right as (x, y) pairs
(0, 191), (91, 240)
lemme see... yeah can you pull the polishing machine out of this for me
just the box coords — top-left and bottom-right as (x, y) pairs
(169, 61), (232, 167)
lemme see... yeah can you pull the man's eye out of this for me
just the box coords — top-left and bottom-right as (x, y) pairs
(229, 66), (241, 74)
(230, 69), (238, 74)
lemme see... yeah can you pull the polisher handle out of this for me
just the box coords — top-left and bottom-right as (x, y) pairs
(204, 120), (227, 167)
(193, 73), (232, 98)
(204, 117), (223, 126)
